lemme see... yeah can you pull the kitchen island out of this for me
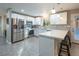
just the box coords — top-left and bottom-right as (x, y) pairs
(39, 29), (68, 56)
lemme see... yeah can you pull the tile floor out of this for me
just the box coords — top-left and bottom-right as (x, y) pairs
(0, 36), (79, 56)
(0, 37), (39, 56)
(70, 43), (79, 56)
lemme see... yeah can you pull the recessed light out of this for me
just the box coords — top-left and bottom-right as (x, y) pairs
(21, 9), (24, 12)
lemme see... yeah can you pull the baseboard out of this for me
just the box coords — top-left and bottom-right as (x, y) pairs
(12, 39), (24, 44)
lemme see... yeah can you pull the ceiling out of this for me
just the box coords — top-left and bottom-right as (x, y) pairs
(0, 3), (79, 16)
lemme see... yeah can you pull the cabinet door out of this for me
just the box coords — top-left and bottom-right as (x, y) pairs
(39, 36), (54, 56)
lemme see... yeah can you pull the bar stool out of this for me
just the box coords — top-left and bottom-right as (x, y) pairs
(58, 35), (71, 56)
(64, 35), (71, 48)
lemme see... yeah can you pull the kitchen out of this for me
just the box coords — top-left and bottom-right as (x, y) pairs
(0, 3), (79, 56)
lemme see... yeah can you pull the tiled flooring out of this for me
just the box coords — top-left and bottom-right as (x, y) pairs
(0, 37), (39, 56)
(0, 36), (79, 56)
(70, 43), (79, 56)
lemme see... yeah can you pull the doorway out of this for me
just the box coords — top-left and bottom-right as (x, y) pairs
(71, 13), (79, 43)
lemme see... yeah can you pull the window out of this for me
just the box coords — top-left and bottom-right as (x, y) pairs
(50, 12), (67, 25)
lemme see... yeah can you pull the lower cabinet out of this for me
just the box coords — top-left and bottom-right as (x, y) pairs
(39, 36), (54, 56)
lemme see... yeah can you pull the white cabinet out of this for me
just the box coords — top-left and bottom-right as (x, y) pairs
(39, 30), (68, 56)
(39, 36), (54, 56)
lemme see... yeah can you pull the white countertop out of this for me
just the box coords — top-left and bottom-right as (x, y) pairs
(39, 29), (68, 40)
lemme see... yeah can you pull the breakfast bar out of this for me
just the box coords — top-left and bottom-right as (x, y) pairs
(39, 29), (68, 56)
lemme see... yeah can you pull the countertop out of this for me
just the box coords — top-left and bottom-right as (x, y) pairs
(39, 29), (68, 40)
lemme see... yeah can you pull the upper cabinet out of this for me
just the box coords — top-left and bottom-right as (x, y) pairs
(50, 12), (67, 25)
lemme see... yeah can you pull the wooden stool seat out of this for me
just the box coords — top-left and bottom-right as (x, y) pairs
(61, 40), (69, 45)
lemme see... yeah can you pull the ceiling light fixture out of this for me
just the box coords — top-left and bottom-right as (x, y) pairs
(42, 12), (48, 19)
(51, 8), (56, 14)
